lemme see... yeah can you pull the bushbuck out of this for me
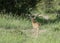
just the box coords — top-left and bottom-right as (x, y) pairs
(30, 16), (40, 38)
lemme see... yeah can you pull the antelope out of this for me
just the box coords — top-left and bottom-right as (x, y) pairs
(30, 16), (40, 38)
(31, 16), (40, 30)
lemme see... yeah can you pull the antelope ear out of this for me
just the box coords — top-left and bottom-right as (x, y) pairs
(28, 14), (32, 18)
(33, 16), (36, 19)
(28, 14), (31, 17)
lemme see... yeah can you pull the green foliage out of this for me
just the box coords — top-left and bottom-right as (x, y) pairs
(35, 0), (60, 14)
(0, 0), (39, 16)
(0, 0), (60, 17)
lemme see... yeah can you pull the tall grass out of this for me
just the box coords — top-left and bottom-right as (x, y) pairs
(0, 29), (26, 43)
(0, 14), (60, 43)
(0, 14), (32, 29)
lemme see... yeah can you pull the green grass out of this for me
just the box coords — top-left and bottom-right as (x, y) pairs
(0, 14), (60, 43)
(0, 29), (25, 43)
(0, 14), (32, 29)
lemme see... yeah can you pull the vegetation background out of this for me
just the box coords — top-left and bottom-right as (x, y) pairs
(0, 0), (60, 43)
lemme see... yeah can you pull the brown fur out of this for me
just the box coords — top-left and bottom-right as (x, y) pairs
(31, 18), (40, 29)
(31, 17), (41, 38)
